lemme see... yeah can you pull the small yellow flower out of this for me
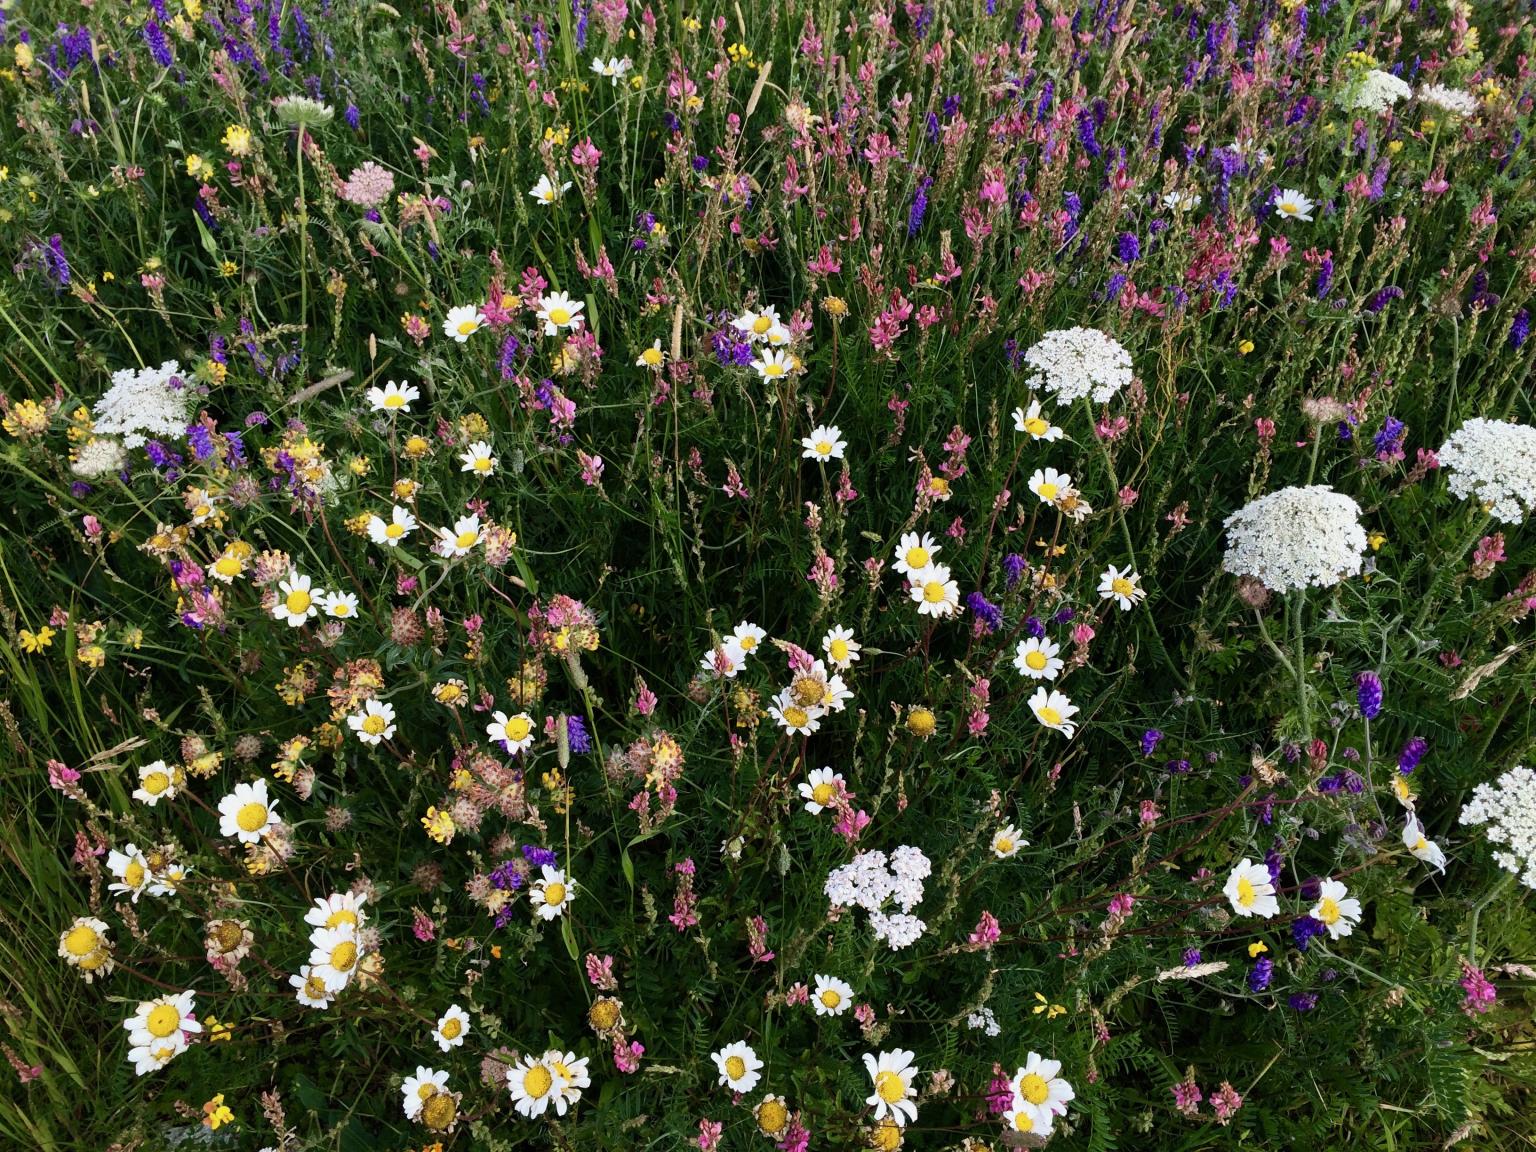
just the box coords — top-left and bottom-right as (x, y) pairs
(421, 806), (455, 844)
(1248, 941), (1269, 958)
(1367, 531), (1387, 552)
(1031, 992), (1066, 1018)
(219, 260), (239, 277)
(1387, 139), (1404, 155)
(202, 1094), (234, 1131)
(221, 124), (253, 156)
(19, 626), (55, 653)
(348, 455), (371, 477)
(1237, 339), (1255, 356)
(204, 1015), (235, 1042)
(3, 398), (51, 439)
(403, 435), (432, 460)
(14, 42), (35, 70)
(77, 644), (106, 669)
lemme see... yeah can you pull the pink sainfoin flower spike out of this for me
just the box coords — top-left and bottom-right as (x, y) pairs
(1460, 959), (1498, 1015)
(1210, 1082), (1243, 1125)
(614, 1039), (643, 1073)
(967, 910), (1001, 951)
(697, 1119), (723, 1152)
(584, 953), (618, 991)
(747, 915), (774, 963)
(1171, 1071), (1203, 1116)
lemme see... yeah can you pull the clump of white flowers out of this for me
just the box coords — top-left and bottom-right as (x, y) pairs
(1436, 417), (1536, 524)
(1221, 485), (1368, 591)
(1459, 765), (1536, 889)
(92, 360), (191, 448)
(1347, 69), (1412, 113)
(71, 437), (129, 478)
(1022, 327), (1134, 406)
(1418, 83), (1479, 117)
(824, 847), (931, 950)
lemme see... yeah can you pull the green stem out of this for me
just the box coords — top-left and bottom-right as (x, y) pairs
(1410, 509), (1492, 633)
(296, 130), (309, 335)
(1252, 609), (1296, 680)
(1468, 870), (1516, 969)
(1290, 588), (1310, 741)
(1082, 398), (1138, 570)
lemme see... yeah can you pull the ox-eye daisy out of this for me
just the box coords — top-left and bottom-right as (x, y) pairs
(530, 866), (575, 919)
(1028, 467), (1071, 504)
(348, 699), (397, 745)
(1273, 188), (1315, 221)
(1029, 688), (1079, 738)
(1014, 637), (1064, 681)
(812, 974), (854, 1016)
(713, 1041), (764, 1093)
(487, 710), (536, 753)
(802, 425), (847, 461)
(823, 625), (861, 669)
(442, 304), (484, 342)
(133, 759), (180, 806)
(1224, 858), (1279, 918)
(272, 569), (322, 627)
(1013, 397), (1064, 441)
(1311, 878), (1363, 939)
(892, 532), (940, 576)
(864, 1049), (919, 1126)
(800, 766), (845, 814)
(369, 505), (417, 547)
(459, 440), (497, 476)
(436, 515), (482, 557)
(529, 174), (573, 204)
(433, 1004), (471, 1052)
(1011, 1053), (1075, 1130)
(992, 824), (1027, 858)
(1098, 565), (1147, 610)
(367, 380), (419, 413)
(218, 780), (277, 844)
(536, 291), (585, 335)
(909, 564), (960, 618)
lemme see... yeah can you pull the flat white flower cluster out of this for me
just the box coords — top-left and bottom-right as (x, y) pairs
(1437, 417), (1536, 524)
(91, 360), (190, 448)
(1221, 485), (1368, 591)
(1348, 69), (1411, 112)
(1022, 327), (1134, 406)
(824, 846), (931, 950)
(71, 436), (129, 478)
(1459, 765), (1536, 889)
(1418, 83), (1479, 116)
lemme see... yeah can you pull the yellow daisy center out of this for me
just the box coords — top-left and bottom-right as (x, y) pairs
(236, 802), (269, 832)
(329, 940), (358, 972)
(145, 1003), (182, 1038)
(829, 638), (850, 662)
(456, 319), (479, 335)
(80, 949), (110, 971)
(782, 706), (810, 728)
(548, 307), (571, 325)
(361, 714), (387, 735)
(505, 716), (532, 742)
(524, 1064), (553, 1098)
(1025, 416), (1049, 436)
(1037, 481), (1059, 500)
(214, 557), (241, 577)
(752, 315), (772, 334)
(1316, 897), (1341, 925)
(908, 709), (936, 736)
(739, 635), (757, 651)
(997, 837), (1014, 854)
(64, 924), (100, 956)
(763, 362), (785, 377)
(1037, 705), (1063, 726)
(385, 522), (405, 538)
(422, 1092), (456, 1131)
(812, 782), (834, 806)
(1025, 651), (1048, 671)
(143, 771), (170, 795)
(440, 1016), (463, 1040)
(725, 1055), (748, 1081)
(905, 546), (930, 569)
(383, 393), (405, 408)
(455, 530), (479, 549)
(922, 580), (946, 604)
(1018, 1072), (1050, 1105)
(326, 909), (359, 929)
(124, 859), (146, 888)
(641, 348), (663, 366)
(1013, 1109), (1036, 1132)
(792, 676), (828, 707)
(543, 881), (567, 907)
(284, 589), (312, 614)
(474, 456), (492, 472)
(814, 440), (833, 456)
(1112, 577), (1135, 597)
(872, 1120), (902, 1151)
(1236, 876), (1256, 907)
(304, 974), (328, 999)
(758, 1099), (789, 1134)
(819, 988), (842, 1009)
(875, 1070), (906, 1104)
(211, 922), (245, 952)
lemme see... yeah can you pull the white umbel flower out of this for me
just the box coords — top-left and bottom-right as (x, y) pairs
(91, 360), (190, 448)
(1437, 417), (1536, 523)
(1221, 485), (1367, 591)
(1022, 327), (1134, 406)
(1418, 83), (1478, 116)
(1459, 765), (1536, 889)
(1347, 69), (1411, 112)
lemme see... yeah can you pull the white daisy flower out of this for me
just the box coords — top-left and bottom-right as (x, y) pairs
(402, 1066), (449, 1120)
(730, 622), (768, 656)
(217, 779), (278, 844)
(487, 710), (536, 753)
(545, 1050), (591, 1114)
(864, 1049), (919, 1126)
(529, 866), (575, 920)
(436, 515), (483, 557)
(107, 843), (154, 901)
(732, 306), (783, 342)
(528, 174), (573, 205)
(769, 689), (823, 735)
(909, 564), (960, 618)
(459, 440), (498, 477)
(1013, 397), (1064, 441)
(1273, 188), (1315, 221)
(536, 291), (585, 335)
(799, 766), (845, 814)
(1002, 1103), (1055, 1139)
(433, 1004), (471, 1052)
(1013, 637), (1064, 681)
(1310, 878), (1363, 939)
(811, 974), (854, 1016)
(821, 625), (861, 670)
(700, 641), (747, 680)
(589, 55), (633, 84)
(272, 568), (322, 627)
(290, 965), (335, 1009)
(367, 380), (419, 413)
(348, 699), (397, 745)
(1098, 564), (1146, 611)
(992, 824), (1026, 859)
(507, 1053), (560, 1117)
(1404, 815), (1447, 872)
(1028, 687), (1079, 738)
(132, 759), (180, 806)
(1028, 467), (1071, 504)
(635, 339), (667, 369)
(442, 304), (485, 342)
(308, 924), (364, 992)
(369, 505), (417, 547)
(123, 990), (199, 1076)
(801, 425), (847, 461)
(304, 891), (369, 933)
(323, 590), (360, 619)
(1223, 857), (1279, 918)
(1011, 1052), (1075, 1129)
(892, 531), (940, 576)
(751, 348), (794, 380)
(712, 1041), (764, 1093)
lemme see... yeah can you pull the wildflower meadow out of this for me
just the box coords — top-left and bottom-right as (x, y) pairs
(4, 0), (1536, 1147)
